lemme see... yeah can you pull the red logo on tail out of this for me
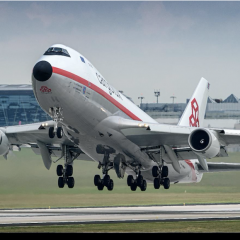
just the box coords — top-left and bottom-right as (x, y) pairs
(189, 98), (199, 127)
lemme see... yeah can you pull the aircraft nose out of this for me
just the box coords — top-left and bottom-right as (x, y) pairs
(33, 60), (52, 81)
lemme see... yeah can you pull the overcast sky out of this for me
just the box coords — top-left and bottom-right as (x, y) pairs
(1, 1), (240, 104)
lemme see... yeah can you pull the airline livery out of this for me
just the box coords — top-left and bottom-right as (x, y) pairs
(1, 44), (240, 191)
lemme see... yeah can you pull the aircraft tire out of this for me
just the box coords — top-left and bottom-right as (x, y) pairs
(161, 166), (168, 178)
(57, 127), (63, 138)
(56, 165), (63, 176)
(103, 174), (110, 186)
(67, 177), (75, 188)
(154, 178), (160, 189)
(94, 175), (101, 186)
(130, 182), (137, 191)
(137, 175), (144, 187)
(163, 178), (170, 189)
(152, 166), (159, 178)
(66, 165), (73, 176)
(49, 127), (55, 138)
(107, 179), (114, 191)
(127, 175), (134, 186)
(140, 180), (147, 191)
(97, 182), (104, 190)
(58, 177), (64, 188)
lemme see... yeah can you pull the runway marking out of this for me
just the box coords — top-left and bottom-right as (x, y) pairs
(1, 204), (240, 226)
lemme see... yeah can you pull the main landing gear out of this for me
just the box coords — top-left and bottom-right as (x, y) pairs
(48, 107), (64, 139)
(127, 173), (147, 191)
(94, 151), (114, 191)
(55, 145), (79, 189)
(126, 164), (147, 191)
(94, 174), (114, 191)
(152, 165), (170, 190)
(57, 164), (75, 188)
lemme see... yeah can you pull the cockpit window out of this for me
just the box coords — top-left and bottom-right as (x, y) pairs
(44, 47), (70, 57)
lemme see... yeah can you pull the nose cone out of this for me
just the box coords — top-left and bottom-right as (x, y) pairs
(33, 61), (52, 81)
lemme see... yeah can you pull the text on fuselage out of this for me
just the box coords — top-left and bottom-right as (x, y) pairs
(96, 73), (122, 100)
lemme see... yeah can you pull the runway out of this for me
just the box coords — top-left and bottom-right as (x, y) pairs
(1, 204), (240, 226)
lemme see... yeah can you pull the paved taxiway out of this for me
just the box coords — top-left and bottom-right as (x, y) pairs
(1, 204), (240, 226)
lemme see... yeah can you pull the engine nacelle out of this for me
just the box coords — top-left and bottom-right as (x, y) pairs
(188, 128), (220, 159)
(0, 130), (10, 156)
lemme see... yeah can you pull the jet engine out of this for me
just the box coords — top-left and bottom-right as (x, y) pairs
(188, 128), (220, 159)
(0, 130), (10, 156)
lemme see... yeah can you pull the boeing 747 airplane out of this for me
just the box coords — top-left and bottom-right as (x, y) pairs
(1, 44), (240, 191)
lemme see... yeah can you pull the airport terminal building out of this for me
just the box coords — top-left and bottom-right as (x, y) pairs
(0, 84), (51, 127)
(140, 94), (240, 120)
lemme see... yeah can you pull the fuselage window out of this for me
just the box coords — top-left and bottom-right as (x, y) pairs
(44, 47), (71, 57)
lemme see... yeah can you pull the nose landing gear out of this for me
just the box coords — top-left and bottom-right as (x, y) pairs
(48, 107), (64, 139)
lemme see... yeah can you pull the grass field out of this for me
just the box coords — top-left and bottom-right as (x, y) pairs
(1, 220), (240, 233)
(0, 149), (240, 209)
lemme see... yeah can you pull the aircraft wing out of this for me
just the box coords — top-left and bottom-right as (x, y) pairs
(121, 122), (240, 148)
(99, 116), (240, 149)
(196, 162), (240, 173)
(97, 116), (240, 172)
(0, 120), (93, 167)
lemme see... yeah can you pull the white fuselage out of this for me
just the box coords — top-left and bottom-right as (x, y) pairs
(32, 44), (203, 184)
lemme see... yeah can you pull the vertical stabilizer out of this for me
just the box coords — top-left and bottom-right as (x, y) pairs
(178, 78), (209, 127)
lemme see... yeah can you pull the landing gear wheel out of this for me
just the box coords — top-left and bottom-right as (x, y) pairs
(57, 127), (63, 138)
(66, 165), (73, 176)
(137, 175), (143, 187)
(97, 182), (104, 190)
(58, 177), (64, 188)
(130, 182), (137, 191)
(94, 175), (101, 186)
(140, 179), (147, 191)
(163, 178), (170, 189)
(67, 177), (75, 188)
(127, 175), (134, 186)
(152, 166), (159, 178)
(103, 175), (110, 186)
(161, 166), (168, 178)
(49, 127), (55, 138)
(154, 178), (161, 189)
(107, 179), (114, 191)
(56, 165), (63, 176)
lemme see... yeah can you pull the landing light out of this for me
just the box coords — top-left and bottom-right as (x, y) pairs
(138, 123), (149, 128)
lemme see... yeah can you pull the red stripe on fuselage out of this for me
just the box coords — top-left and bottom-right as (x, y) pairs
(52, 67), (142, 121)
